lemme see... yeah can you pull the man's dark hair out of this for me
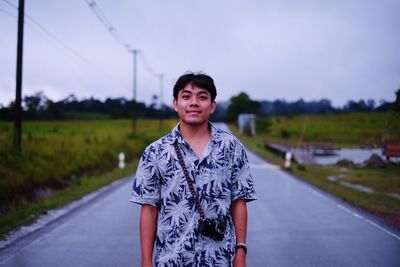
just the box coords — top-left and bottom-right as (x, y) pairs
(173, 72), (217, 101)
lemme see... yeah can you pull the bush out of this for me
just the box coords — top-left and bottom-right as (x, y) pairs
(297, 164), (307, 171)
(280, 129), (291, 139)
(256, 118), (272, 134)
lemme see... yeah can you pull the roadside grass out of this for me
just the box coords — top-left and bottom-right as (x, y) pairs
(230, 112), (400, 229)
(345, 167), (400, 195)
(0, 119), (177, 239)
(257, 112), (400, 147)
(0, 161), (137, 239)
(292, 165), (400, 216)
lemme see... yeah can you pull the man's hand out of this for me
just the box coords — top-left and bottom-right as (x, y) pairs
(233, 248), (246, 267)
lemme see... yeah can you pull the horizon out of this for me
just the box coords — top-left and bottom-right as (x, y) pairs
(1, 90), (394, 110)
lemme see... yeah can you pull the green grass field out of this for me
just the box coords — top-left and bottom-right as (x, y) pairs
(0, 119), (177, 238)
(256, 111), (400, 147)
(233, 111), (400, 229)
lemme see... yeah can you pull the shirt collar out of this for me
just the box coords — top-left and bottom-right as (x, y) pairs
(167, 121), (220, 145)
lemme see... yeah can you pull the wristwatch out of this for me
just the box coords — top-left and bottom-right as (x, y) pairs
(235, 243), (247, 254)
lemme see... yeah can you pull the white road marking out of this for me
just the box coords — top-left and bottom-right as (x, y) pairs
(304, 186), (400, 241)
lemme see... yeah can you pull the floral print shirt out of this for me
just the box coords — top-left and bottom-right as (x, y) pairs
(130, 123), (257, 266)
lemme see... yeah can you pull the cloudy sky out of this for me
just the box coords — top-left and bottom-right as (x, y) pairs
(1, 0), (399, 108)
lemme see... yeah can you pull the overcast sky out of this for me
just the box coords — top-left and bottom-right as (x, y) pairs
(1, 0), (399, 108)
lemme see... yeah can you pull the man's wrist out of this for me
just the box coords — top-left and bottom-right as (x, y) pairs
(235, 243), (247, 255)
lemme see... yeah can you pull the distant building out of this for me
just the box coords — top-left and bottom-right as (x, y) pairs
(238, 113), (256, 136)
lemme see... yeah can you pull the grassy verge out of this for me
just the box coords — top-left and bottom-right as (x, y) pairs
(0, 119), (177, 239)
(230, 123), (400, 230)
(292, 165), (400, 225)
(0, 119), (176, 206)
(256, 111), (400, 147)
(0, 161), (137, 240)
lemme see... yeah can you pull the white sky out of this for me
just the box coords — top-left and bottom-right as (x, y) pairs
(1, 0), (399, 108)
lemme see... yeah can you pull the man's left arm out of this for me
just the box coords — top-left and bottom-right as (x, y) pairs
(231, 199), (248, 267)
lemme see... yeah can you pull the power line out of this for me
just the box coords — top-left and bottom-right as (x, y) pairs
(2, 0), (16, 8)
(84, 0), (167, 83)
(84, 0), (131, 50)
(2, 0), (115, 78)
(4, 0), (176, 102)
(0, 6), (16, 18)
(140, 53), (177, 90)
(139, 53), (158, 78)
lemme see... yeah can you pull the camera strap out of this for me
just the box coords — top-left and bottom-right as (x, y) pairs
(173, 141), (206, 221)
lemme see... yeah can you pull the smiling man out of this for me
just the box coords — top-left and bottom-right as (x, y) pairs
(131, 72), (257, 266)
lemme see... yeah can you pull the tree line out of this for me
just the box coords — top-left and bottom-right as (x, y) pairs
(0, 89), (398, 122)
(217, 89), (399, 122)
(0, 92), (176, 121)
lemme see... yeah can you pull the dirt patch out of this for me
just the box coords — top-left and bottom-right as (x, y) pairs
(363, 153), (387, 168)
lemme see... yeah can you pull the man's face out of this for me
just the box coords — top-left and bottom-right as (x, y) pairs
(173, 84), (216, 126)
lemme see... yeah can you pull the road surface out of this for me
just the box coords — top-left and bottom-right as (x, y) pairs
(1, 123), (399, 266)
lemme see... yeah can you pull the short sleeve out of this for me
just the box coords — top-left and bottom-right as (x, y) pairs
(130, 144), (161, 207)
(230, 142), (257, 202)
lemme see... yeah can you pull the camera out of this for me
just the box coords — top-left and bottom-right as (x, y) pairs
(198, 218), (226, 241)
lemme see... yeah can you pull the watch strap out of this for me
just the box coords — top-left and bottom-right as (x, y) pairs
(236, 243), (247, 254)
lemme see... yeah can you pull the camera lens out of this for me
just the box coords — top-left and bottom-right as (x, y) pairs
(215, 222), (225, 235)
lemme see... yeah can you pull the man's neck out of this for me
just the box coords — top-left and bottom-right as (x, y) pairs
(179, 121), (211, 143)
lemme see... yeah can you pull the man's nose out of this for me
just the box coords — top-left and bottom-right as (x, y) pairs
(189, 96), (199, 106)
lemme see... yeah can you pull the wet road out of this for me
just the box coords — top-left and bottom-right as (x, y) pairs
(246, 150), (400, 266)
(0, 177), (140, 267)
(1, 124), (399, 266)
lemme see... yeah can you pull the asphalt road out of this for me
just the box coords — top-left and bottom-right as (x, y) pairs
(1, 123), (399, 266)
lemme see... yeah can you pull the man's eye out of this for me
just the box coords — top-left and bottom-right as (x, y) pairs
(199, 95), (208, 100)
(182, 95), (190, 100)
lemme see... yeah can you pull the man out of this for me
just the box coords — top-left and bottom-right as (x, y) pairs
(131, 72), (257, 266)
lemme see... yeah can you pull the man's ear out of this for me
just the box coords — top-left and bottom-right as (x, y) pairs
(173, 99), (178, 112)
(211, 101), (217, 114)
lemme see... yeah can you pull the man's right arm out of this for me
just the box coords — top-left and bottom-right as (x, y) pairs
(140, 204), (158, 267)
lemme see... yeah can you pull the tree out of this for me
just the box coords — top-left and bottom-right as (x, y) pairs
(224, 92), (260, 122)
(344, 100), (370, 112)
(23, 91), (50, 119)
(23, 91), (48, 112)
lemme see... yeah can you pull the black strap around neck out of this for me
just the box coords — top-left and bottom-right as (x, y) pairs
(173, 142), (206, 220)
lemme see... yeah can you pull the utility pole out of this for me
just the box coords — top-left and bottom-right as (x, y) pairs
(158, 73), (164, 132)
(13, 0), (25, 151)
(130, 49), (140, 134)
